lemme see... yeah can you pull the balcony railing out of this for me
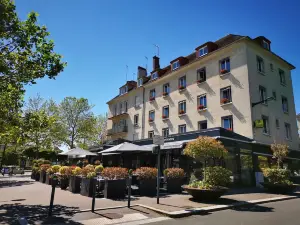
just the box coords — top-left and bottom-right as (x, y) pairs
(107, 125), (128, 135)
(108, 111), (129, 120)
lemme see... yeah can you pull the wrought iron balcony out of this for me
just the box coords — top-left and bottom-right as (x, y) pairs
(107, 126), (128, 136)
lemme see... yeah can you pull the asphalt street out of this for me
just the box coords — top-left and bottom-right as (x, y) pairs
(147, 198), (300, 225)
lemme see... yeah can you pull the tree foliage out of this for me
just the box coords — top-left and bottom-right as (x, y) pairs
(271, 143), (289, 169)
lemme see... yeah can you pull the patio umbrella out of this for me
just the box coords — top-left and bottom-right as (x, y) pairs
(59, 147), (97, 156)
(99, 142), (152, 154)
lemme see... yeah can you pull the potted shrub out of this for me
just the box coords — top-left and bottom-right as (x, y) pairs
(164, 168), (185, 193)
(39, 164), (51, 183)
(69, 167), (82, 193)
(179, 110), (185, 115)
(80, 165), (96, 197)
(46, 165), (61, 185)
(59, 166), (70, 190)
(102, 167), (128, 199)
(220, 98), (229, 104)
(182, 136), (231, 201)
(261, 143), (295, 193)
(135, 167), (158, 196)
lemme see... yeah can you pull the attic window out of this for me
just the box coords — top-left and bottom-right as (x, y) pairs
(172, 61), (180, 70)
(198, 46), (208, 57)
(152, 72), (158, 80)
(138, 78), (143, 87)
(263, 40), (270, 50)
(120, 86), (128, 95)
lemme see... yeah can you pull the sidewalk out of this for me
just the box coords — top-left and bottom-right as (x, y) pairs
(1, 176), (299, 223)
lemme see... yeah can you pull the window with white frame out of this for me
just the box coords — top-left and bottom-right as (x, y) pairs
(149, 89), (156, 100)
(162, 106), (169, 118)
(134, 114), (139, 126)
(178, 124), (186, 133)
(178, 76), (186, 89)
(148, 131), (154, 139)
(197, 94), (207, 109)
(152, 72), (158, 80)
(279, 69), (286, 85)
(257, 56), (265, 73)
(198, 46), (208, 57)
(222, 116), (233, 130)
(120, 86), (128, 95)
(197, 68), (206, 83)
(119, 102), (123, 114)
(282, 96), (288, 113)
(220, 87), (232, 104)
(124, 101), (128, 112)
(198, 120), (207, 130)
(149, 110), (155, 122)
(172, 61), (180, 70)
(138, 78), (143, 87)
(262, 115), (270, 135)
(163, 83), (170, 96)
(162, 128), (169, 137)
(275, 119), (280, 129)
(285, 123), (292, 140)
(135, 96), (140, 107)
(178, 100), (186, 114)
(259, 86), (267, 105)
(263, 40), (270, 50)
(220, 58), (230, 73)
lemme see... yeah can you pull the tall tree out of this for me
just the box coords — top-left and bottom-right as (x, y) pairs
(59, 97), (94, 149)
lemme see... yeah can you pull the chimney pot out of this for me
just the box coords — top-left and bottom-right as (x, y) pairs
(153, 56), (160, 71)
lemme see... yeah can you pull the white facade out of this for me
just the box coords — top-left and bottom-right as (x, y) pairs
(106, 35), (299, 150)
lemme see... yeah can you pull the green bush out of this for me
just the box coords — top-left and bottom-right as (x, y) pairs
(263, 168), (293, 185)
(188, 180), (213, 189)
(204, 166), (232, 187)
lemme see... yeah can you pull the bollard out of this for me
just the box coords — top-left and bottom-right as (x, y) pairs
(128, 175), (132, 208)
(48, 175), (57, 217)
(91, 177), (96, 212)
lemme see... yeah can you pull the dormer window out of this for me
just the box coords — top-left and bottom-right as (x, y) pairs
(120, 86), (128, 95)
(263, 40), (270, 50)
(151, 72), (158, 80)
(138, 78), (143, 87)
(172, 61), (180, 71)
(198, 46), (208, 57)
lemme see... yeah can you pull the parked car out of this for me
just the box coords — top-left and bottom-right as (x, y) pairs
(1, 166), (24, 176)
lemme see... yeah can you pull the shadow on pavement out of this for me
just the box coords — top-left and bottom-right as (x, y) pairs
(0, 203), (81, 224)
(0, 180), (35, 188)
(232, 204), (274, 212)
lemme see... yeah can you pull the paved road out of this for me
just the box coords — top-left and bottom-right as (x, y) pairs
(147, 198), (300, 225)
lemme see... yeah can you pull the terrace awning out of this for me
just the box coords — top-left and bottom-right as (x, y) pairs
(99, 142), (152, 154)
(59, 147), (97, 156)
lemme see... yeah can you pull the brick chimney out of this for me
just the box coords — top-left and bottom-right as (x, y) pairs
(153, 56), (160, 71)
(137, 66), (147, 79)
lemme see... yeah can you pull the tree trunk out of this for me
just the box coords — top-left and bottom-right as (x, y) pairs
(0, 144), (7, 170)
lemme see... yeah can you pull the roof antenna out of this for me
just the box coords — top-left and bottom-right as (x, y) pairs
(153, 44), (159, 57)
(132, 72), (136, 81)
(145, 56), (148, 71)
(126, 65), (128, 82)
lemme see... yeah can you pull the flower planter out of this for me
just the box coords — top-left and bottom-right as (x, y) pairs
(220, 69), (228, 75)
(103, 179), (126, 199)
(166, 178), (184, 194)
(260, 182), (296, 194)
(220, 98), (229, 104)
(69, 176), (81, 193)
(39, 171), (46, 183)
(178, 86), (185, 90)
(179, 111), (185, 115)
(60, 177), (69, 190)
(198, 105), (205, 110)
(149, 97), (155, 102)
(182, 185), (228, 201)
(138, 179), (156, 196)
(148, 119), (154, 123)
(163, 92), (168, 97)
(197, 80), (204, 84)
(45, 173), (52, 185)
(80, 177), (95, 197)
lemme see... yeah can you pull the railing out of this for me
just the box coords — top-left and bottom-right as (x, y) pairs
(107, 126), (128, 135)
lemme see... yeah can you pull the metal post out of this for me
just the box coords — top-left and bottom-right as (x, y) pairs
(156, 145), (161, 204)
(92, 178), (96, 212)
(48, 176), (57, 217)
(128, 175), (132, 208)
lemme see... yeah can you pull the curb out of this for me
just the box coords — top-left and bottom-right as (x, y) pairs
(137, 195), (299, 218)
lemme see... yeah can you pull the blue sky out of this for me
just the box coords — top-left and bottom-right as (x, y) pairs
(15, 0), (300, 115)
